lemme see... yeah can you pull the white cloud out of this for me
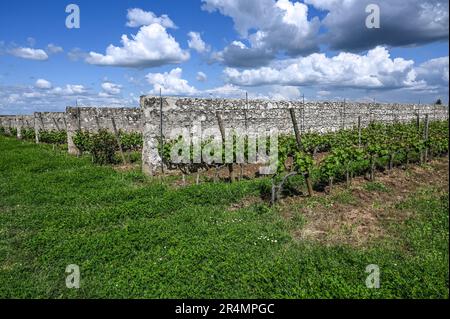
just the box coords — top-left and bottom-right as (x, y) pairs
(35, 79), (52, 89)
(6, 93), (21, 104)
(187, 32), (210, 53)
(145, 68), (245, 98)
(202, 0), (275, 37)
(224, 46), (420, 90)
(9, 47), (48, 60)
(304, 0), (449, 51)
(146, 68), (198, 95)
(0, 82), (137, 114)
(46, 44), (64, 54)
(195, 71), (208, 82)
(101, 82), (122, 95)
(213, 41), (275, 68)
(196, 71), (207, 82)
(26, 37), (36, 47)
(267, 86), (301, 100)
(317, 90), (331, 96)
(203, 0), (448, 64)
(415, 57), (449, 88)
(51, 84), (87, 95)
(86, 24), (189, 68)
(126, 8), (176, 29)
(6, 42), (62, 61)
(67, 48), (88, 61)
(203, 84), (244, 98)
(202, 0), (320, 66)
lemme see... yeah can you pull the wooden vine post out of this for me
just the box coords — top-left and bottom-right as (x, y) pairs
(358, 116), (362, 148)
(240, 92), (249, 180)
(111, 117), (127, 164)
(6, 119), (10, 135)
(159, 89), (164, 174)
(16, 116), (22, 140)
(289, 109), (303, 149)
(244, 92), (249, 130)
(52, 118), (60, 131)
(216, 112), (234, 183)
(342, 99), (346, 130)
(289, 108), (313, 197)
(76, 108), (82, 157)
(301, 94), (305, 132)
(424, 114), (429, 162)
(36, 113), (45, 144)
(50, 116), (60, 151)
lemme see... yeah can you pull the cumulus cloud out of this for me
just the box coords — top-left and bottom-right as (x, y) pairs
(46, 44), (64, 54)
(203, 84), (245, 97)
(305, 0), (449, 51)
(317, 90), (331, 96)
(196, 71), (208, 82)
(0, 82), (136, 114)
(224, 46), (421, 89)
(145, 68), (247, 98)
(415, 57), (449, 87)
(203, 0), (320, 67)
(410, 56), (449, 96)
(67, 48), (88, 61)
(126, 8), (177, 29)
(51, 84), (87, 95)
(214, 41), (275, 68)
(26, 37), (36, 47)
(204, 0), (448, 63)
(101, 82), (122, 95)
(187, 32), (210, 53)
(267, 86), (302, 100)
(146, 68), (198, 95)
(5, 41), (63, 60)
(86, 24), (189, 68)
(9, 47), (48, 60)
(35, 79), (52, 89)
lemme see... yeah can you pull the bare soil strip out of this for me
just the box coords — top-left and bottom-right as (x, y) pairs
(279, 157), (449, 246)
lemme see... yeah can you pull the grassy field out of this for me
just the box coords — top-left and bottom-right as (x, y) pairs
(0, 136), (448, 298)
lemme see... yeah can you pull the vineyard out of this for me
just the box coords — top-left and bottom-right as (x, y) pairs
(159, 119), (449, 204)
(0, 127), (67, 145)
(1, 114), (449, 299)
(0, 127), (143, 165)
(1, 0), (449, 302)
(0, 125), (448, 298)
(1, 118), (448, 205)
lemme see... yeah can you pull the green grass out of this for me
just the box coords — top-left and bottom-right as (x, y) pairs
(0, 136), (448, 298)
(364, 181), (390, 193)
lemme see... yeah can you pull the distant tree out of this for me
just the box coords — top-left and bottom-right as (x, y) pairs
(435, 98), (442, 105)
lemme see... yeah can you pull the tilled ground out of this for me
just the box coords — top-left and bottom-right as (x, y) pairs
(278, 157), (449, 247)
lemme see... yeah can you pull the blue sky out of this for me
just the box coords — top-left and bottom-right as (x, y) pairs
(0, 0), (448, 114)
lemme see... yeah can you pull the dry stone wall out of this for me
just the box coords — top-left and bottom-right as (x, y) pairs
(140, 96), (449, 175)
(0, 115), (34, 138)
(65, 107), (142, 155)
(34, 112), (67, 143)
(16, 115), (35, 139)
(0, 115), (17, 135)
(2, 97), (448, 176)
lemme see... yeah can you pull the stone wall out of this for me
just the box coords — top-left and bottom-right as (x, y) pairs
(16, 115), (35, 139)
(0, 115), (34, 139)
(140, 95), (449, 175)
(34, 112), (67, 143)
(0, 115), (15, 136)
(65, 107), (142, 155)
